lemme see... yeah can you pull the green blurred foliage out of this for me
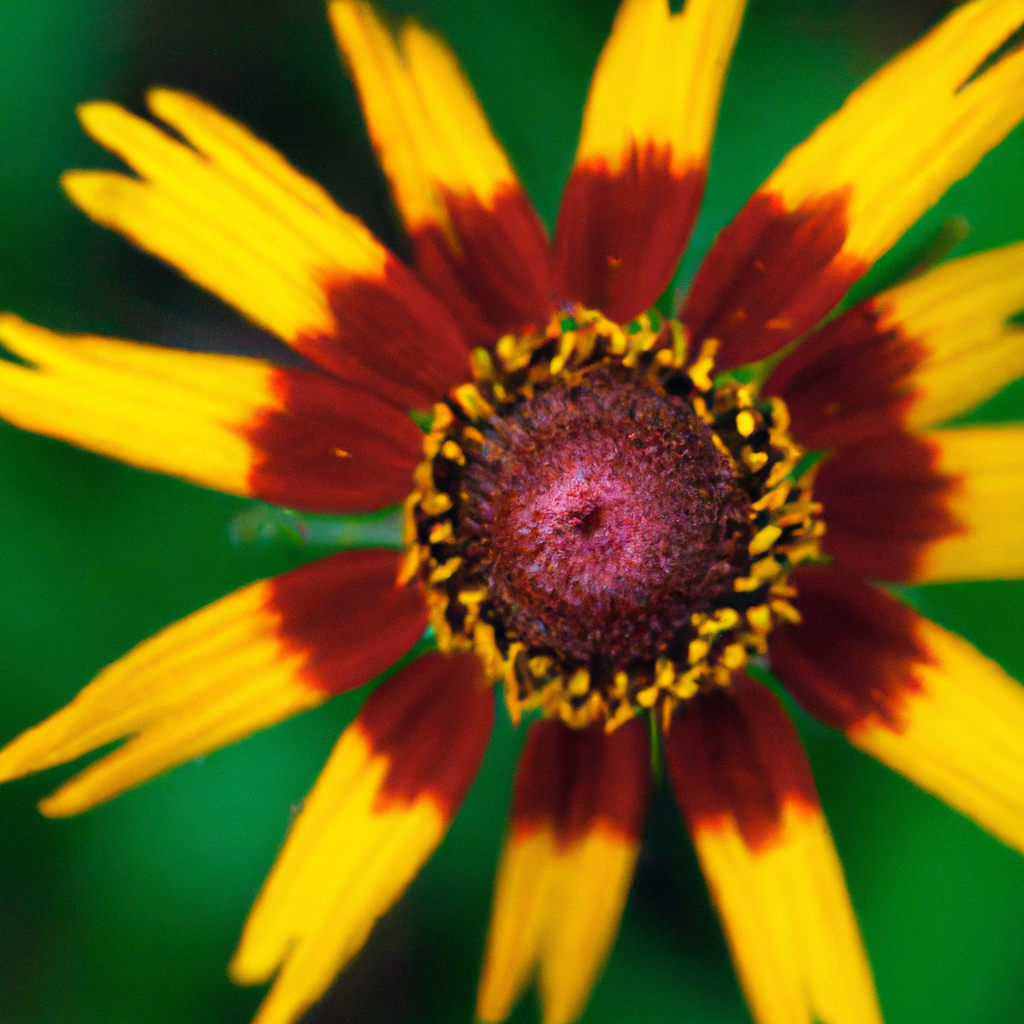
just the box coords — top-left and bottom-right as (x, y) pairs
(1, 1), (1023, 1022)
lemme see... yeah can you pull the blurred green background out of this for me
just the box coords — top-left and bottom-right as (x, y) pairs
(1, 1), (1023, 1022)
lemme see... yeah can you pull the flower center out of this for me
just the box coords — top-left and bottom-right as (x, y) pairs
(463, 369), (752, 666)
(404, 308), (823, 730)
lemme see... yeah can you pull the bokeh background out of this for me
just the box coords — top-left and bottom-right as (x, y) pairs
(2, 0), (1023, 1021)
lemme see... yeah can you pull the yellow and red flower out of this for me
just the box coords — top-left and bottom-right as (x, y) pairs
(2, 2), (1024, 1023)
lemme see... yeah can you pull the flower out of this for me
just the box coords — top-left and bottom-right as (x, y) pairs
(1, 0), (1024, 1022)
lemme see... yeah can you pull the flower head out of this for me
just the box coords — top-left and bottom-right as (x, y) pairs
(2, 2), (1024, 1023)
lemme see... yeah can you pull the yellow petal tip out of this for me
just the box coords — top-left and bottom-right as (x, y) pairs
(76, 99), (123, 133)
(0, 755), (31, 787)
(0, 728), (63, 788)
(60, 168), (103, 204)
(226, 949), (266, 986)
(0, 311), (26, 337)
(37, 788), (86, 819)
(145, 86), (196, 121)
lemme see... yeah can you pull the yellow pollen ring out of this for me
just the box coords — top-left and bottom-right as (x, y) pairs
(403, 306), (823, 730)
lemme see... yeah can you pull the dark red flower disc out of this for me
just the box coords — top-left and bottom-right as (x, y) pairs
(461, 370), (752, 666)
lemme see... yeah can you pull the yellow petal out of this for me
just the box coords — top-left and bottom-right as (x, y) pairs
(231, 653), (492, 1024)
(666, 676), (881, 1024)
(1, 581), (318, 815)
(682, 0), (1024, 371)
(690, 801), (880, 1024)
(144, 88), (471, 407)
(850, 614), (1024, 854)
(477, 719), (649, 1024)
(767, 0), (1024, 266)
(477, 830), (557, 1021)
(67, 93), (384, 345)
(478, 826), (639, 1024)
(772, 563), (1024, 856)
(916, 425), (1024, 582)
(330, 0), (517, 233)
(66, 90), (470, 410)
(329, 1), (552, 345)
(574, 0), (746, 177)
(0, 549), (427, 816)
(537, 829), (639, 1024)
(0, 314), (269, 495)
(767, 241), (1024, 450)
(815, 426), (1024, 583)
(891, 243), (1024, 431)
(0, 315), (423, 512)
(554, 0), (746, 322)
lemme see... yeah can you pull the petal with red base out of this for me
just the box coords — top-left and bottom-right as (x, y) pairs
(682, 0), (1024, 370)
(553, 0), (746, 324)
(816, 426), (1024, 583)
(666, 674), (881, 1024)
(0, 549), (427, 816)
(771, 563), (1024, 855)
(230, 652), (493, 1024)
(766, 241), (1024, 449)
(477, 717), (650, 1024)
(66, 91), (469, 410)
(0, 315), (423, 514)
(680, 189), (861, 373)
(330, 0), (552, 346)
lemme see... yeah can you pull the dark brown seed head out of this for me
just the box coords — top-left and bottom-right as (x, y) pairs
(462, 370), (752, 667)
